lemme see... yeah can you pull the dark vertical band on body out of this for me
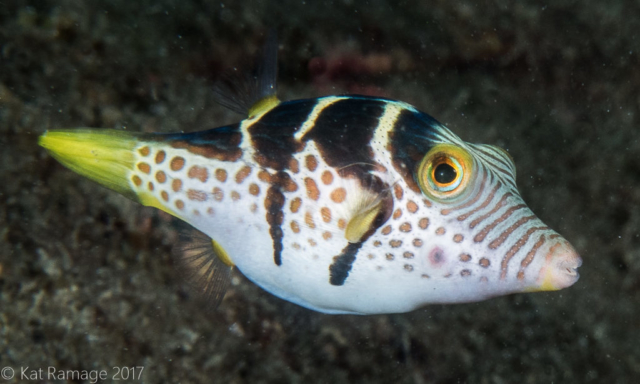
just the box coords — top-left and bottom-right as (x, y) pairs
(302, 98), (387, 177)
(329, 242), (364, 286)
(249, 99), (318, 170)
(264, 185), (286, 266)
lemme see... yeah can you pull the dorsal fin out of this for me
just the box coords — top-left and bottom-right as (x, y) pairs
(212, 30), (280, 118)
(173, 229), (234, 310)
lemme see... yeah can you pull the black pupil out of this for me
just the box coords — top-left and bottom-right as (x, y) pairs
(434, 163), (457, 184)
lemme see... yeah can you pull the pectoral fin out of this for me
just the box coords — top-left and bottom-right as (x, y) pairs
(173, 229), (234, 310)
(344, 192), (393, 243)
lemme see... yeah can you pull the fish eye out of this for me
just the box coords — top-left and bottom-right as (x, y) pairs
(417, 144), (474, 202)
(433, 162), (457, 185)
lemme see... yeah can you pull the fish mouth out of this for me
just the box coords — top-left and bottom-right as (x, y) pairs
(536, 240), (582, 291)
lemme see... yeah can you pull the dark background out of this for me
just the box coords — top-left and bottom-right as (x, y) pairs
(1, 1), (638, 383)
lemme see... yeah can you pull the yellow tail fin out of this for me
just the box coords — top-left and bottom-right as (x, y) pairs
(38, 129), (142, 202)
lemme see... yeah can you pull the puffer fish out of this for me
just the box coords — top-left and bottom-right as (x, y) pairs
(38, 35), (582, 315)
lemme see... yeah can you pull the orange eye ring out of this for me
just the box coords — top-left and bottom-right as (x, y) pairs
(417, 144), (475, 202)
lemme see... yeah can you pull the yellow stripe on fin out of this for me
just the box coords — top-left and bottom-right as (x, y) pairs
(38, 129), (142, 202)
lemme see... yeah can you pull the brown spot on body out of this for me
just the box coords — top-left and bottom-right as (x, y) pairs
(436, 227), (446, 236)
(148, 182), (154, 191)
(249, 183), (260, 196)
(321, 207), (332, 222)
(291, 221), (301, 233)
(381, 225), (392, 235)
(172, 179), (182, 192)
(155, 171), (166, 183)
(213, 187), (224, 201)
(367, 254), (375, 260)
(421, 274), (430, 279)
(399, 223), (412, 232)
(403, 251), (414, 259)
(389, 240), (402, 248)
(282, 177), (298, 192)
(155, 150), (166, 164)
(404, 264), (414, 272)
(250, 203), (258, 212)
(392, 209), (402, 220)
(289, 158), (299, 173)
(374, 241), (382, 247)
(459, 253), (472, 262)
(215, 169), (227, 182)
(170, 157), (185, 171)
(292, 243), (301, 250)
(330, 188), (347, 203)
(418, 218), (429, 230)
(413, 239), (423, 247)
(394, 184), (404, 200)
(308, 238), (317, 246)
(235, 166), (252, 183)
(132, 175), (142, 187)
(407, 200), (418, 213)
(453, 234), (464, 243)
(187, 189), (207, 201)
(290, 198), (302, 213)
(305, 178), (320, 200)
(338, 218), (347, 229)
(479, 258), (490, 268)
(305, 155), (318, 171)
(323, 231), (332, 240)
(175, 200), (185, 210)
(207, 207), (215, 215)
(231, 191), (240, 201)
(138, 146), (150, 156)
(321, 171), (333, 185)
(258, 170), (272, 183)
(305, 212), (316, 228)
(386, 253), (394, 260)
(138, 162), (151, 174)
(188, 166), (208, 182)
(460, 269), (472, 277)
(161, 191), (169, 201)
(422, 199), (432, 208)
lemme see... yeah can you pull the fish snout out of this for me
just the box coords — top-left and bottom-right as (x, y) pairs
(535, 240), (582, 291)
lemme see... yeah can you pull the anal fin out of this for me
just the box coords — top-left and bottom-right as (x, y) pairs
(173, 229), (234, 310)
